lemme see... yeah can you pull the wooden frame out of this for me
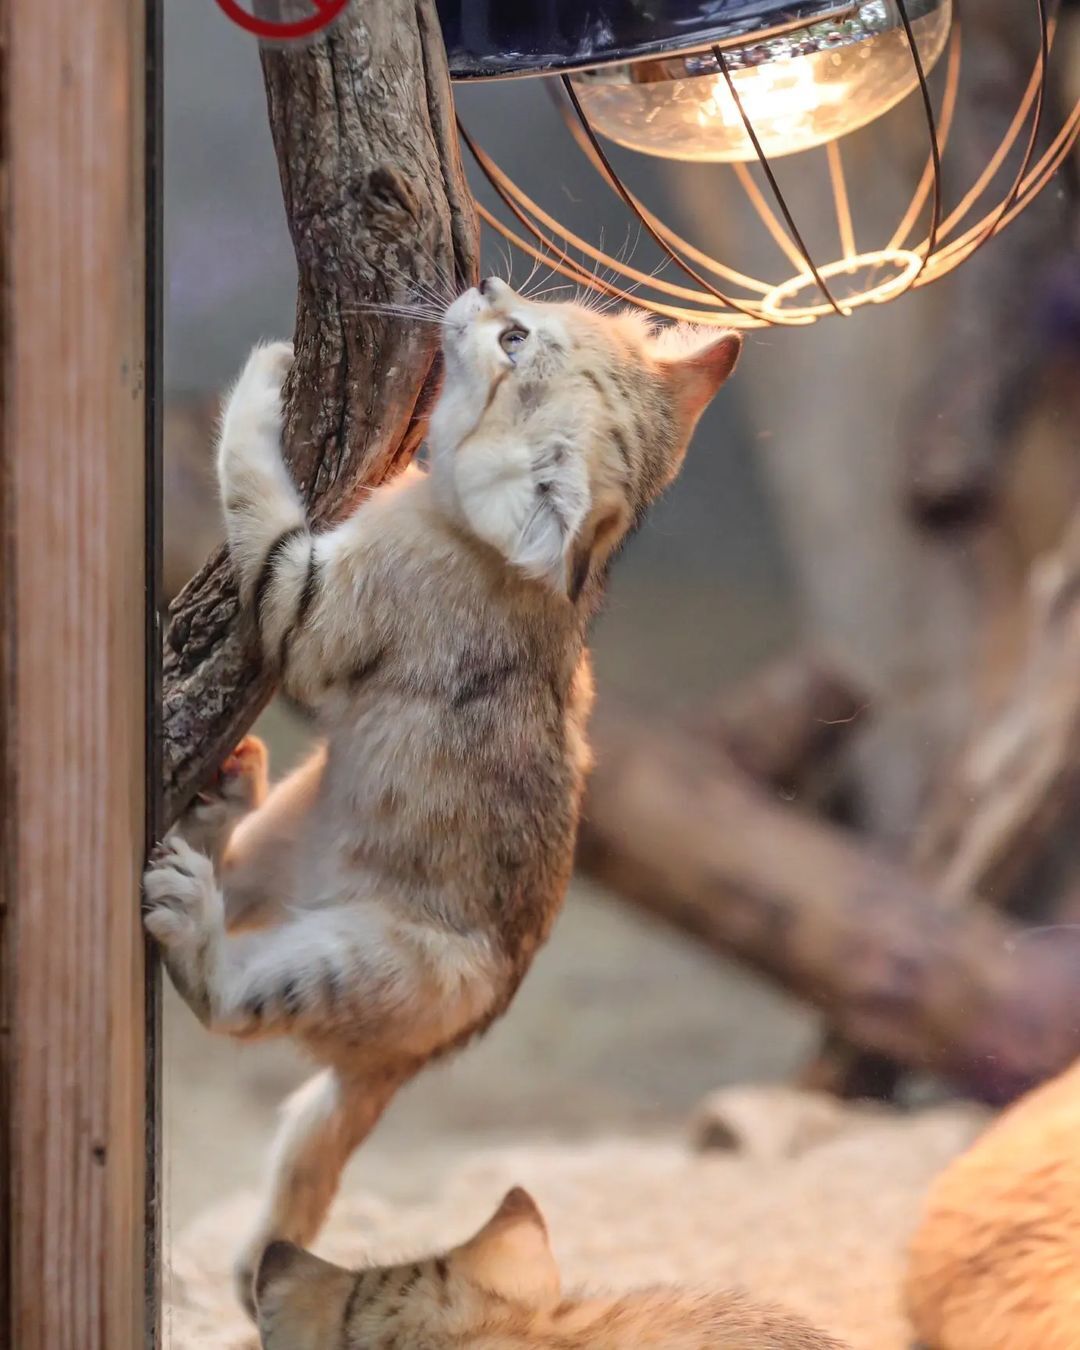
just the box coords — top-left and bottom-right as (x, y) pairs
(0, 1), (162, 1345)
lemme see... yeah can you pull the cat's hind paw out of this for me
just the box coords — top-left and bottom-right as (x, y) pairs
(143, 834), (223, 950)
(179, 735), (269, 856)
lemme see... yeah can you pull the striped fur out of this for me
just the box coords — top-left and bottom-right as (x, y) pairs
(144, 282), (741, 1319)
(255, 1187), (846, 1350)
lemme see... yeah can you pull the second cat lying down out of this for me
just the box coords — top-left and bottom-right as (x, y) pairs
(255, 1187), (847, 1349)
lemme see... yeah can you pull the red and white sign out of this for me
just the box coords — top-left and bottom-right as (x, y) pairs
(214, 0), (350, 42)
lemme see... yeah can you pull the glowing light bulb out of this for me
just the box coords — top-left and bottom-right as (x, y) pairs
(568, 0), (952, 164)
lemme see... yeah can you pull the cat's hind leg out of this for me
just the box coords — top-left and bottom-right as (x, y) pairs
(173, 734), (269, 867)
(232, 1067), (404, 1319)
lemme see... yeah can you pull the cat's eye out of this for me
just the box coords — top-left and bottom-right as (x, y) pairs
(499, 325), (529, 355)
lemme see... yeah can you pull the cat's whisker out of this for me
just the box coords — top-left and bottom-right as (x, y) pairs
(524, 284), (575, 302)
(518, 249), (545, 298)
(519, 245), (576, 302)
(493, 238), (514, 287)
(345, 303), (450, 328)
(382, 270), (443, 304)
(602, 257), (671, 314)
(349, 302), (446, 320)
(352, 280), (446, 313)
(380, 276), (450, 314)
(382, 258), (456, 311)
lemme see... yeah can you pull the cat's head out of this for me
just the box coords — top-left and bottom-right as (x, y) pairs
(429, 279), (741, 600)
(255, 1187), (561, 1350)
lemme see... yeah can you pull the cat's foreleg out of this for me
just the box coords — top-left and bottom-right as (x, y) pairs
(217, 342), (316, 671)
(142, 835), (227, 1026)
(232, 1068), (404, 1319)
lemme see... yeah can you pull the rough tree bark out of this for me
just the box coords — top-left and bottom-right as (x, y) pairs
(161, 1), (478, 825)
(579, 705), (1080, 1106)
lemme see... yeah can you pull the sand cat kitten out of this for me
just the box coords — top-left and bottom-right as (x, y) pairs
(143, 279), (741, 1314)
(255, 1186), (846, 1349)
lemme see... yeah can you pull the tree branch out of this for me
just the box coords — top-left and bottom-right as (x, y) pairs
(161, 1), (478, 825)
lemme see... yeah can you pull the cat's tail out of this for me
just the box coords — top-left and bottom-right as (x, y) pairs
(233, 1067), (403, 1322)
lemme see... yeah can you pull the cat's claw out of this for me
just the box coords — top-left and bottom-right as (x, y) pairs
(143, 834), (223, 949)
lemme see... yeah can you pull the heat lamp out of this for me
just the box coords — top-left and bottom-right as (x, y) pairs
(437, 1), (1078, 327)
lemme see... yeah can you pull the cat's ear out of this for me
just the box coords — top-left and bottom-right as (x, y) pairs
(453, 1187), (561, 1306)
(663, 331), (742, 424)
(567, 501), (633, 603)
(255, 1241), (356, 1350)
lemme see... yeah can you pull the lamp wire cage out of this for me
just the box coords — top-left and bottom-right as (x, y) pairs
(454, 0), (1079, 329)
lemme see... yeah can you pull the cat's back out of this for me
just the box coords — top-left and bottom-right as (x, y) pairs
(304, 472), (593, 957)
(543, 1287), (847, 1349)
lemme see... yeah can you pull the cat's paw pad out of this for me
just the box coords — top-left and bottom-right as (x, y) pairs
(143, 835), (222, 949)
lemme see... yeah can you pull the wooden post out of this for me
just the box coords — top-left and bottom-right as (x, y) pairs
(0, 2), (158, 1347)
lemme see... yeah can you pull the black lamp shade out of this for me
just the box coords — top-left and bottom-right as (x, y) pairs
(436, 0), (861, 79)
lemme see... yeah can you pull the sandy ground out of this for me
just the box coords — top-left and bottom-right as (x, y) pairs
(166, 1086), (985, 1349)
(163, 867), (818, 1231)
(159, 664), (976, 1348)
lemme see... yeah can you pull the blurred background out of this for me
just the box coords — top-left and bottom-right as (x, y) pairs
(162, 0), (1080, 1322)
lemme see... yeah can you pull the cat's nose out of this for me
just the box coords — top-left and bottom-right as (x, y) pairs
(479, 276), (511, 302)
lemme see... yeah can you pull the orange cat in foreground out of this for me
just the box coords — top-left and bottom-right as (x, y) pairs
(906, 1058), (1080, 1350)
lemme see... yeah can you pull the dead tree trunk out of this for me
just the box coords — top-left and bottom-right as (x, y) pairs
(161, 1), (478, 824)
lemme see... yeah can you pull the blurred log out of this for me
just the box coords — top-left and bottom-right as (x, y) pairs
(160, 1), (479, 825)
(580, 704), (1080, 1106)
(806, 403), (1080, 1096)
(798, 1033), (904, 1103)
(796, 5), (1079, 1095)
(914, 510), (1080, 906)
(696, 652), (867, 797)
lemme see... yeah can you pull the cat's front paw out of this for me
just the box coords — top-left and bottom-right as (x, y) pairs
(223, 340), (294, 441)
(143, 835), (223, 950)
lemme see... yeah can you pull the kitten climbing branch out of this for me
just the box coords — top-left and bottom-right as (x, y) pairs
(160, 0), (479, 825)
